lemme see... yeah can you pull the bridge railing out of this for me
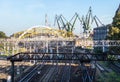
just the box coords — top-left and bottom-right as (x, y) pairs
(7, 52), (120, 62)
(7, 52), (120, 82)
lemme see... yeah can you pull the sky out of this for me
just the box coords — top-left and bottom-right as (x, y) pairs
(0, 0), (120, 36)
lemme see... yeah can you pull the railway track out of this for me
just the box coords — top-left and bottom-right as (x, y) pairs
(53, 65), (64, 82)
(39, 65), (54, 82)
(42, 66), (56, 82)
(61, 62), (71, 82)
(110, 63), (120, 73)
(96, 63), (105, 72)
(18, 63), (44, 82)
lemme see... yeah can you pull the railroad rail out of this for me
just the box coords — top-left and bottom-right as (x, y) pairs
(110, 63), (120, 73)
(18, 62), (44, 82)
(7, 52), (120, 82)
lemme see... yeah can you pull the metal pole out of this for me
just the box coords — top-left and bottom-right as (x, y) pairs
(4, 42), (6, 55)
(93, 61), (96, 82)
(12, 46), (14, 55)
(102, 40), (105, 52)
(11, 60), (14, 82)
(57, 41), (59, 56)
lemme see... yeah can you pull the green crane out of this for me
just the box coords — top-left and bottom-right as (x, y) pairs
(81, 7), (93, 34)
(54, 13), (82, 37)
(81, 7), (104, 38)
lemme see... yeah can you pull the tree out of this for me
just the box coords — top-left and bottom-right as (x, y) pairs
(108, 8), (120, 40)
(10, 31), (24, 38)
(112, 12), (120, 28)
(108, 27), (120, 39)
(0, 31), (7, 38)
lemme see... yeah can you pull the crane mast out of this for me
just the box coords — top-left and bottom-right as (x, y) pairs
(54, 7), (104, 38)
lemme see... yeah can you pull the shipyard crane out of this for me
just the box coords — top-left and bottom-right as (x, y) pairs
(81, 7), (104, 38)
(54, 13), (82, 37)
(91, 15), (104, 27)
(81, 7), (93, 34)
(54, 6), (104, 38)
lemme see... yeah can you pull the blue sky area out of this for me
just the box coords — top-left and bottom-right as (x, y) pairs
(0, 0), (120, 36)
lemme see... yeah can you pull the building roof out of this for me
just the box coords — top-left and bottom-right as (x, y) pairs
(93, 24), (111, 30)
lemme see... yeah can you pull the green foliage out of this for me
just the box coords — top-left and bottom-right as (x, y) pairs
(0, 31), (7, 38)
(112, 12), (120, 28)
(108, 11), (120, 40)
(97, 72), (120, 82)
(0, 43), (4, 51)
(108, 27), (120, 39)
(94, 47), (103, 53)
(10, 31), (24, 38)
(107, 55), (117, 60)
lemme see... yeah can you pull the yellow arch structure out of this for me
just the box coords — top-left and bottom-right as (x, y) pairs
(18, 26), (73, 39)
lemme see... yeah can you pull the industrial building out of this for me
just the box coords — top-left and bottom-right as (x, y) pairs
(93, 24), (111, 40)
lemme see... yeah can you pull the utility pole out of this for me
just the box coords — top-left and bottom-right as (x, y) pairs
(45, 14), (48, 26)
